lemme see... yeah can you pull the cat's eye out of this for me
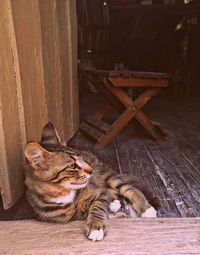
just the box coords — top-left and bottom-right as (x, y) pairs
(69, 163), (76, 168)
(50, 176), (71, 183)
(67, 170), (77, 175)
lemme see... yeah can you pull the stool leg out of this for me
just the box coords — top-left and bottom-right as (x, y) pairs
(135, 111), (166, 141)
(96, 107), (135, 149)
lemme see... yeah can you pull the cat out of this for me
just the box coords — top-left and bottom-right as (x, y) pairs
(24, 122), (159, 241)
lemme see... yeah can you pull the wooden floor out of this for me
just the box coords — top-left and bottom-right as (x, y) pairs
(0, 92), (200, 220)
(69, 91), (200, 218)
(0, 218), (199, 255)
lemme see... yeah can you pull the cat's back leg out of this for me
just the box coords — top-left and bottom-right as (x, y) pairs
(106, 175), (157, 217)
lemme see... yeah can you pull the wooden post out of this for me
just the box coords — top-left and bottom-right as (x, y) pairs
(11, 0), (49, 142)
(0, 0), (25, 209)
(56, 0), (79, 141)
(0, 0), (78, 209)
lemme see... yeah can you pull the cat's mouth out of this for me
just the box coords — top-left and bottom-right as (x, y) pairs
(71, 180), (88, 185)
(65, 179), (89, 190)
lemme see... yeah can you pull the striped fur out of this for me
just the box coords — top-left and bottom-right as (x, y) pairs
(24, 122), (159, 241)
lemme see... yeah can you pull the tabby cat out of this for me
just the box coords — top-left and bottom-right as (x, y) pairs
(24, 122), (159, 241)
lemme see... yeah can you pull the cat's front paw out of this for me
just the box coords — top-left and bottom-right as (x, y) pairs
(109, 199), (121, 213)
(88, 229), (104, 241)
(85, 221), (106, 241)
(141, 206), (157, 218)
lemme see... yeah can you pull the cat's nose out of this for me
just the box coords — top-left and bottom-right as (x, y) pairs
(84, 166), (93, 174)
(75, 159), (93, 174)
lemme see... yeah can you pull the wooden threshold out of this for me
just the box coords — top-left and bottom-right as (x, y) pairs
(0, 218), (199, 255)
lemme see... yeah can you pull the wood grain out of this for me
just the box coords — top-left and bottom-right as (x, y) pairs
(0, 0), (25, 209)
(11, 0), (49, 142)
(39, 0), (64, 139)
(57, 0), (79, 141)
(0, 0), (78, 208)
(0, 218), (199, 255)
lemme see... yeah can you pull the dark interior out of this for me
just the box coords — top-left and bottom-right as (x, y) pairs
(78, 0), (200, 96)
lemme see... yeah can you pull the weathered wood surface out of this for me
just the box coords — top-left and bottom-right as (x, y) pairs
(70, 93), (200, 218)
(86, 116), (110, 133)
(56, 0), (79, 141)
(0, 218), (199, 255)
(0, 0), (26, 209)
(0, 0), (78, 209)
(11, 0), (49, 142)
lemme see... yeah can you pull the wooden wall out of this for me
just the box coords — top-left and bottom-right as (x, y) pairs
(0, 0), (78, 209)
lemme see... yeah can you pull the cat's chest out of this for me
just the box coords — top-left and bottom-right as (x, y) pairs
(49, 190), (76, 205)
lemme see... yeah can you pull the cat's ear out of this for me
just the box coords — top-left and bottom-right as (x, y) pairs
(40, 122), (61, 145)
(24, 142), (46, 166)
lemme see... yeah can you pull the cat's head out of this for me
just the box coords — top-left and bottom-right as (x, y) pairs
(24, 122), (93, 190)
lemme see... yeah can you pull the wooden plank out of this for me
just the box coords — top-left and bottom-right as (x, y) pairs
(86, 116), (110, 133)
(132, 88), (161, 109)
(11, 0), (48, 142)
(148, 99), (200, 172)
(80, 122), (104, 141)
(11, 0), (79, 143)
(95, 81), (125, 113)
(0, 0), (25, 209)
(104, 77), (133, 107)
(136, 111), (166, 141)
(39, 0), (64, 140)
(56, 0), (79, 142)
(0, 218), (199, 255)
(140, 99), (200, 216)
(108, 121), (180, 218)
(109, 77), (168, 88)
(143, 141), (200, 217)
